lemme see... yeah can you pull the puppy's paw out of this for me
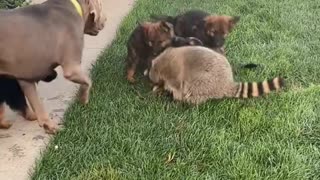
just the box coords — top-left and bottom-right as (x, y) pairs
(0, 120), (12, 129)
(127, 76), (136, 84)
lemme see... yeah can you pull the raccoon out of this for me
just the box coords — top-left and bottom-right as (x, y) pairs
(149, 46), (284, 105)
(143, 36), (204, 76)
(0, 70), (57, 129)
(125, 20), (203, 83)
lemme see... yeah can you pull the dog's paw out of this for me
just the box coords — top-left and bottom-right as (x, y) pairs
(127, 76), (136, 84)
(0, 120), (12, 129)
(24, 109), (37, 121)
(79, 86), (90, 105)
(79, 92), (89, 105)
(79, 95), (89, 105)
(43, 121), (58, 134)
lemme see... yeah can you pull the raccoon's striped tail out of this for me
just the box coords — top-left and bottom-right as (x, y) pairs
(235, 77), (285, 98)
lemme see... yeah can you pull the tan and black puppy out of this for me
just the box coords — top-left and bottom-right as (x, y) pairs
(151, 10), (240, 54)
(125, 21), (203, 83)
(0, 70), (58, 129)
(149, 46), (284, 105)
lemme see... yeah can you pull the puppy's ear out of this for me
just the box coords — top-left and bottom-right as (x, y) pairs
(160, 21), (173, 32)
(141, 24), (153, 46)
(229, 16), (240, 26)
(228, 16), (240, 31)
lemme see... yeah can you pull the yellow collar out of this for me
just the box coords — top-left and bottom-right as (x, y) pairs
(70, 0), (83, 17)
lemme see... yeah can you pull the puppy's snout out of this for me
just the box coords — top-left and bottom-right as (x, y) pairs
(100, 22), (105, 29)
(99, 15), (107, 30)
(212, 36), (225, 47)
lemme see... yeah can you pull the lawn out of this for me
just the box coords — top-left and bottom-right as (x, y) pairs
(32, 0), (320, 179)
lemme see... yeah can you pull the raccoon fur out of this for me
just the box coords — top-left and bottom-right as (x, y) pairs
(149, 46), (284, 105)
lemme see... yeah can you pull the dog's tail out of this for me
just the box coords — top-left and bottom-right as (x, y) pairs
(150, 14), (176, 25)
(234, 76), (285, 98)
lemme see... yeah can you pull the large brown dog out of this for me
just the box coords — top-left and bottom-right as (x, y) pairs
(0, 0), (106, 134)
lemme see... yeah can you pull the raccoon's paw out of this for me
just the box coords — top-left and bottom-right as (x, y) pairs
(143, 69), (149, 76)
(152, 85), (160, 92)
(187, 37), (203, 46)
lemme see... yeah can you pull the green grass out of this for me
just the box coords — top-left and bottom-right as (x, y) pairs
(0, 0), (27, 9)
(32, 0), (320, 179)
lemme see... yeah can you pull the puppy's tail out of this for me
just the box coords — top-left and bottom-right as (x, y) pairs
(234, 76), (285, 98)
(150, 14), (176, 24)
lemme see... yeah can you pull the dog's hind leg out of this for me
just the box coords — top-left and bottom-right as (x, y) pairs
(126, 54), (139, 83)
(126, 63), (137, 83)
(0, 103), (12, 129)
(62, 63), (92, 105)
(22, 107), (37, 121)
(18, 81), (57, 134)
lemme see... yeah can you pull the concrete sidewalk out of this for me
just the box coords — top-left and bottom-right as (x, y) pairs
(0, 0), (135, 179)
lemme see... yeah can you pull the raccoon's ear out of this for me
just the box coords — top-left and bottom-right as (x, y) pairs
(160, 21), (172, 32)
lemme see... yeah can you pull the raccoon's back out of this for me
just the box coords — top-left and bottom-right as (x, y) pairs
(181, 46), (232, 76)
(179, 46), (237, 99)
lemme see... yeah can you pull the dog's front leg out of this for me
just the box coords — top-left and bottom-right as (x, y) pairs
(18, 80), (57, 134)
(62, 64), (92, 105)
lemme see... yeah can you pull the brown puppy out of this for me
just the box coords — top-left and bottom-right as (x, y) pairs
(126, 21), (205, 83)
(0, 0), (106, 134)
(149, 46), (284, 105)
(151, 10), (240, 54)
(125, 21), (175, 83)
